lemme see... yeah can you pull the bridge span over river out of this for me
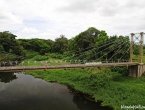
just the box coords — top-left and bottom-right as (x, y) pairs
(0, 62), (144, 77)
(0, 32), (145, 77)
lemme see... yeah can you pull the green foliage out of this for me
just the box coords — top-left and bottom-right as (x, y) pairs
(48, 53), (63, 59)
(52, 35), (68, 54)
(26, 69), (145, 110)
(0, 54), (17, 61)
(45, 39), (54, 51)
(70, 27), (100, 53)
(25, 50), (39, 59)
(0, 31), (16, 52)
(132, 54), (145, 63)
(0, 44), (4, 51)
(133, 45), (139, 56)
(94, 77), (145, 110)
(31, 55), (49, 61)
(97, 35), (130, 60)
(66, 28), (130, 61)
(0, 27), (131, 65)
(0, 31), (25, 57)
(0, 27), (130, 61)
(18, 39), (51, 55)
(96, 30), (108, 45)
(66, 27), (101, 60)
(11, 40), (25, 56)
(111, 67), (128, 76)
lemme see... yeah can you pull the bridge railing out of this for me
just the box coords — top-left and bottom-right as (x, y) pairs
(0, 59), (133, 67)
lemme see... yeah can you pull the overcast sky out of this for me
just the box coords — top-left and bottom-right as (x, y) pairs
(0, 0), (145, 40)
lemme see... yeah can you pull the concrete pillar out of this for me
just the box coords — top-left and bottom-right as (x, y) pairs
(128, 64), (145, 77)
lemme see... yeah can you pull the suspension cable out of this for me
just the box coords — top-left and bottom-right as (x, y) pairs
(97, 40), (128, 61)
(87, 39), (127, 61)
(85, 39), (124, 61)
(119, 47), (130, 61)
(108, 41), (129, 61)
(69, 38), (119, 59)
(63, 38), (118, 58)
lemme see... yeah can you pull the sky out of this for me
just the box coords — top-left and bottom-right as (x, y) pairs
(0, 0), (145, 41)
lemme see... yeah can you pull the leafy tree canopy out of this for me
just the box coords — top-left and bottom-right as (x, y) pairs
(52, 35), (68, 54)
(0, 31), (16, 52)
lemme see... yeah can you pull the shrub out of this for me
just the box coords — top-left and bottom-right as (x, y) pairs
(49, 53), (63, 59)
(111, 67), (128, 76)
(31, 55), (49, 61)
(25, 50), (39, 59)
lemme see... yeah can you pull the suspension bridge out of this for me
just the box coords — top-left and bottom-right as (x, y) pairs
(0, 32), (145, 77)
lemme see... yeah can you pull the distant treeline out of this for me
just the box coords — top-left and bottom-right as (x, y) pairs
(0, 27), (133, 61)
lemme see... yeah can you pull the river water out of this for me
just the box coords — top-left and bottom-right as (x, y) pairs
(0, 72), (112, 110)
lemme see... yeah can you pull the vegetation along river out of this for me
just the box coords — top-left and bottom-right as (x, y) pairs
(0, 72), (111, 110)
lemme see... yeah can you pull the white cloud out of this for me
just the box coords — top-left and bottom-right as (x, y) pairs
(0, 0), (145, 40)
(16, 27), (57, 40)
(21, 28), (38, 34)
(0, 10), (23, 30)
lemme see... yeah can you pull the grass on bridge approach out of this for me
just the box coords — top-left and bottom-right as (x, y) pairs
(132, 54), (145, 63)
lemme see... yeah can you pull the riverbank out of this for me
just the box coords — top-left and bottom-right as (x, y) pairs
(26, 68), (145, 110)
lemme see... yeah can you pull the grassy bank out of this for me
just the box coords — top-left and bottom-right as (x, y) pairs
(26, 68), (145, 110)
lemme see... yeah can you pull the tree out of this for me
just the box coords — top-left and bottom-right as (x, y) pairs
(45, 39), (54, 52)
(0, 31), (16, 52)
(74, 27), (100, 51)
(67, 27), (100, 60)
(18, 39), (51, 55)
(52, 35), (68, 54)
(133, 44), (139, 56)
(11, 40), (25, 56)
(0, 44), (4, 51)
(97, 35), (130, 61)
(0, 31), (25, 60)
(95, 30), (108, 45)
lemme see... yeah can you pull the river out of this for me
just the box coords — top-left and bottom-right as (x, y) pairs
(0, 72), (112, 110)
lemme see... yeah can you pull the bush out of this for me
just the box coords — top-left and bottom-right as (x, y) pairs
(49, 53), (63, 59)
(25, 50), (39, 59)
(31, 55), (49, 61)
(111, 67), (128, 76)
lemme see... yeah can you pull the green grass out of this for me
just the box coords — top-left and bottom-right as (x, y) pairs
(26, 68), (145, 110)
(132, 54), (145, 63)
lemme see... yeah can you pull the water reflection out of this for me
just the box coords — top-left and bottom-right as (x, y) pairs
(0, 72), (17, 83)
(68, 87), (112, 110)
(0, 73), (111, 110)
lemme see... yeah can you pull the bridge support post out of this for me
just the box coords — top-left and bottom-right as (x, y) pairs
(128, 64), (145, 77)
(130, 33), (134, 62)
(139, 32), (144, 64)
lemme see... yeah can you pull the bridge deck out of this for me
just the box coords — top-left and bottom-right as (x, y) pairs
(0, 62), (138, 72)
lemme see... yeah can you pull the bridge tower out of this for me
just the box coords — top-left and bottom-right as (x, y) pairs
(129, 32), (145, 77)
(130, 32), (144, 63)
